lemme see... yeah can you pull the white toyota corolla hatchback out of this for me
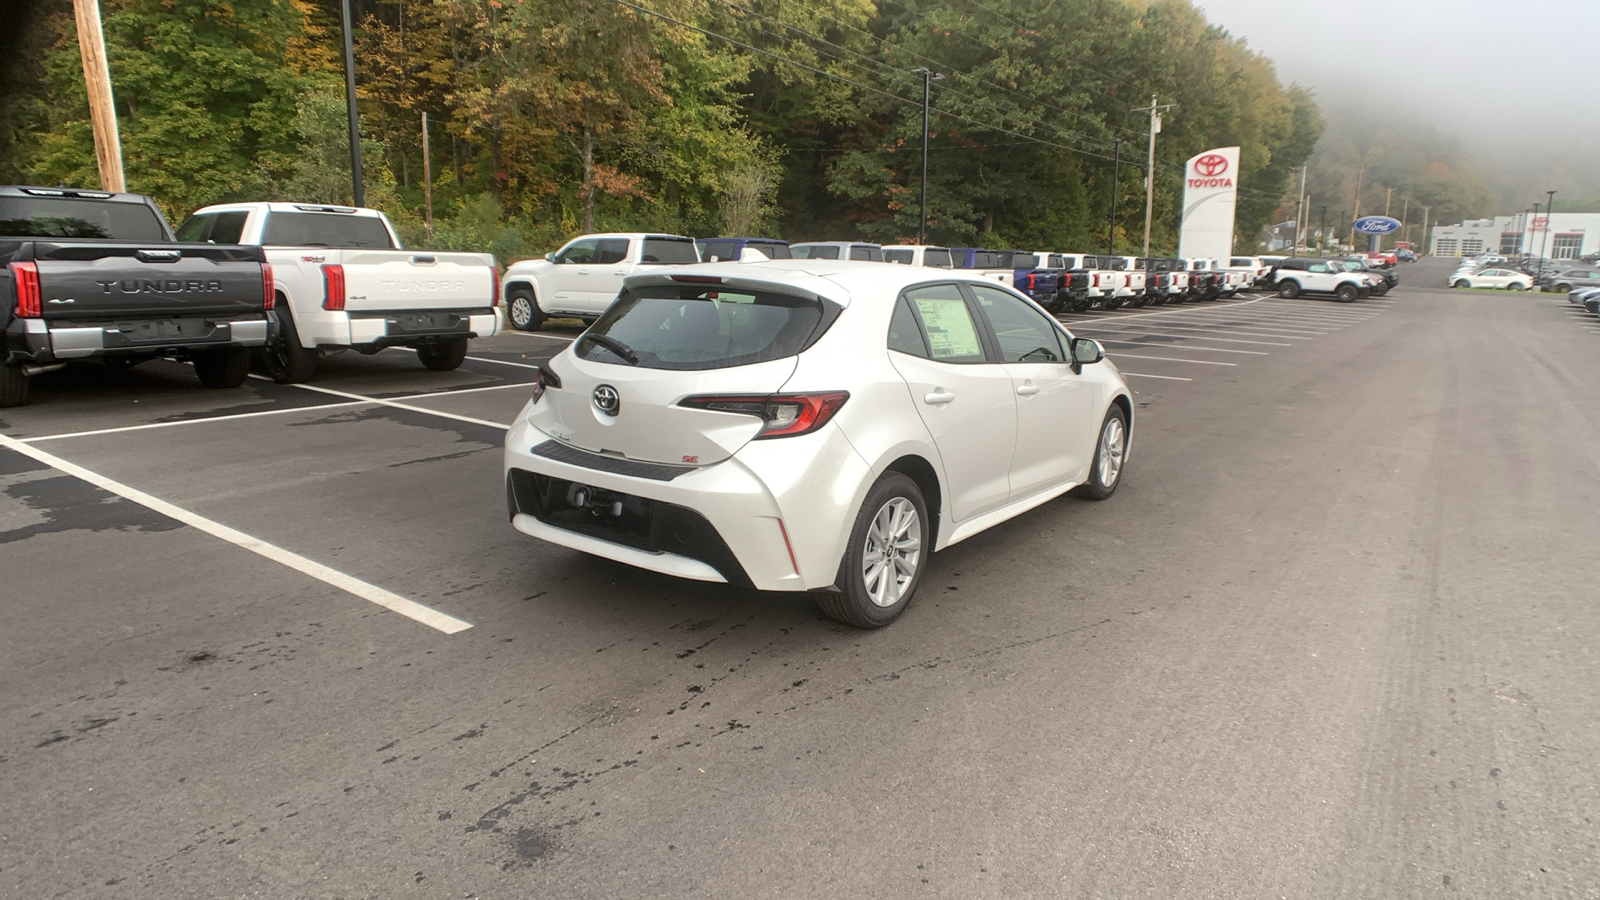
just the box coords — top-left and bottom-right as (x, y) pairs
(504, 259), (1133, 627)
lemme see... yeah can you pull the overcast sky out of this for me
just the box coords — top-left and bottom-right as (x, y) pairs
(1193, 0), (1600, 203)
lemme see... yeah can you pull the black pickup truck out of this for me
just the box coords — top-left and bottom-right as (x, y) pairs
(1, 186), (274, 407)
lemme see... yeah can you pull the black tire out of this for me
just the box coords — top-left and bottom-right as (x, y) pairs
(1045, 293), (1066, 314)
(1128, 294), (1148, 309)
(417, 337), (469, 371)
(1508, 283), (1528, 292)
(1105, 296), (1125, 311)
(1453, 279), (1470, 289)
(1149, 293), (1166, 306)
(1373, 284), (1390, 296)
(1277, 280), (1301, 299)
(1554, 283), (1571, 294)
(507, 289), (544, 331)
(1070, 295), (1092, 313)
(257, 308), (318, 383)
(817, 472), (929, 629)
(0, 363), (30, 408)
(1336, 284), (1358, 303)
(1074, 405), (1128, 501)
(193, 347), (251, 389)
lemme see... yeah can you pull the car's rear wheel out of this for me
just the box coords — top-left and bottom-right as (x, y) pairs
(0, 363), (30, 408)
(1508, 282), (1528, 292)
(257, 308), (318, 383)
(507, 289), (544, 331)
(1336, 284), (1358, 303)
(819, 472), (928, 629)
(1074, 405), (1128, 500)
(193, 347), (251, 388)
(1278, 280), (1301, 299)
(417, 337), (469, 371)
(1554, 283), (1571, 294)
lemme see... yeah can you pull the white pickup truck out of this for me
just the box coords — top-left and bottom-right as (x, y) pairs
(177, 202), (500, 383)
(501, 232), (700, 331)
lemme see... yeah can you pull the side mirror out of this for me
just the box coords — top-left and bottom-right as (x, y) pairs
(1071, 337), (1104, 366)
(545, 252), (557, 263)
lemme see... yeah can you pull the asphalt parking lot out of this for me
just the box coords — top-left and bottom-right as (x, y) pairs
(4, 257), (1598, 898)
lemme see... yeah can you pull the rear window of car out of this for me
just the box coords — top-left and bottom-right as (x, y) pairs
(575, 284), (830, 370)
(924, 248), (953, 268)
(884, 248), (914, 265)
(0, 196), (167, 241)
(793, 245), (839, 260)
(261, 212), (395, 248)
(641, 238), (698, 264)
(749, 242), (791, 260)
(848, 246), (882, 261)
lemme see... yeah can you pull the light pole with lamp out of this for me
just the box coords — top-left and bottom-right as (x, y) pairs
(910, 67), (943, 245)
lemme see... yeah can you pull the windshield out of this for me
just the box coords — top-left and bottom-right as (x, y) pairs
(261, 212), (395, 248)
(0, 197), (167, 240)
(575, 284), (829, 370)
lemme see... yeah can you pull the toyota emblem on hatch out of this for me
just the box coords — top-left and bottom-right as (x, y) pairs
(592, 384), (620, 416)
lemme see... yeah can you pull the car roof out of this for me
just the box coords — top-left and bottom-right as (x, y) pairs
(790, 240), (881, 249)
(622, 258), (1030, 307)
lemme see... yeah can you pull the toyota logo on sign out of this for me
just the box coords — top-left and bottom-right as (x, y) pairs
(592, 384), (620, 416)
(1194, 154), (1229, 177)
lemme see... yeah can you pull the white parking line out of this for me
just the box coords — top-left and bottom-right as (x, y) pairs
(1094, 339), (1266, 355)
(255, 376), (512, 430)
(1108, 353), (1237, 366)
(494, 331), (577, 343)
(1120, 372), (1192, 381)
(0, 434), (473, 635)
(1072, 327), (1292, 347)
(1177, 320), (1331, 335)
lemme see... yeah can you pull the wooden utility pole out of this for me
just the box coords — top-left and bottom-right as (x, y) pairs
(1399, 196), (1410, 247)
(1348, 164), (1366, 250)
(421, 112), (433, 239)
(72, 0), (124, 191)
(1135, 96), (1172, 258)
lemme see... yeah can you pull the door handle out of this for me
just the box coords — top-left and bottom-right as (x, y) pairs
(1016, 383), (1040, 396)
(576, 270), (590, 276)
(923, 390), (956, 405)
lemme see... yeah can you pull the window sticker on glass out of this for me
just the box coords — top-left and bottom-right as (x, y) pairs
(914, 297), (982, 360)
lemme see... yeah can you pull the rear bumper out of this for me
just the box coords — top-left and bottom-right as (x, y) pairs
(503, 415), (867, 592)
(5, 315), (271, 364)
(314, 308), (501, 348)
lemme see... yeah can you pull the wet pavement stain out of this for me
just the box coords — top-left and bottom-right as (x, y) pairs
(0, 475), (182, 544)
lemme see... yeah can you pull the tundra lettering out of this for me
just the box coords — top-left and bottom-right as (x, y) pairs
(95, 279), (225, 293)
(379, 280), (467, 292)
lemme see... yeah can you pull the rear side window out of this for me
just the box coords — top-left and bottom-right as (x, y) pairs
(796, 245), (839, 260)
(177, 211), (249, 244)
(848, 246), (881, 261)
(0, 197), (167, 241)
(701, 241), (734, 261)
(887, 296), (928, 356)
(754, 242), (792, 260)
(905, 283), (984, 362)
(594, 238), (629, 264)
(642, 238), (697, 264)
(261, 212), (394, 248)
(576, 285), (828, 370)
(923, 249), (953, 268)
(884, 249), (913, 265)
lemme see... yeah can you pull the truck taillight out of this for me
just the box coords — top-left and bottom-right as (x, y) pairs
(490, 266), (500, 308)
(261, 262), (275, 311)
(322, 263), (345, 311)
(1025, 273), (1036, 291)
(9, 261), (40, 318)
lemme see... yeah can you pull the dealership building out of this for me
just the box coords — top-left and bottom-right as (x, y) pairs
(1430, 213), (1600, 258)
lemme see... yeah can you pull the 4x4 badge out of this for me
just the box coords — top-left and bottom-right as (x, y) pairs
(592, 384), (620, 416)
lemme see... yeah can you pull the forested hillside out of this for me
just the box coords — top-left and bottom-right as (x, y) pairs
(0, 0), (1322, 259)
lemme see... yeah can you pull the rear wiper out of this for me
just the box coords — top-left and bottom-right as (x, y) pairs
(586, 334), (638, 365)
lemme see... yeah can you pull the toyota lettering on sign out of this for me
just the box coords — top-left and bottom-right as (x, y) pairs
(1178, 146), (1240, 262)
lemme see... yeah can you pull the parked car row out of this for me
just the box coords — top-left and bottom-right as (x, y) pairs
(1, 186), (502, 407)
(1568, 285), (1600, 317)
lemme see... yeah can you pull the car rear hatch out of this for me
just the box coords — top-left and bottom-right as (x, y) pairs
(28, 241), (266, 319)
(335, 250), (495, 311)
(529, 277), (840, 467)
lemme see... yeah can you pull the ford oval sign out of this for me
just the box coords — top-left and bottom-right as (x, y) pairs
(1352, 215), (1402, 235)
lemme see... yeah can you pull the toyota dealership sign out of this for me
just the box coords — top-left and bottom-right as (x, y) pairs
(1178, 146), (1240, 262)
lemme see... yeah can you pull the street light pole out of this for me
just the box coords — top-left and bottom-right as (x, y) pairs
(911, 67), (942, 245)
(1320, 206), (1327, 252)
(1542, 190), (1557, 278)
(340, 0), (364, 206)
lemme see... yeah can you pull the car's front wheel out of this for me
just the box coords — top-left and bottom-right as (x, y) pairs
(1074, 406), (1128, 500)
(1453, 279), (1471, 289)
(819, 472), (929, 629)
(507, 289), (544, 332)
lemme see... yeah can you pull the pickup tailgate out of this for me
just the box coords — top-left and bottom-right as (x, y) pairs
(31, 242), (266, 319)
(336, 250), (496, 311)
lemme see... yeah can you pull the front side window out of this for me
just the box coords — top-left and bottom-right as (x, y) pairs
(575, 285), (829, 370)
(969, 285), (1065, 363)
(556, 238), (599, 264)
(905, 283), (984, 362)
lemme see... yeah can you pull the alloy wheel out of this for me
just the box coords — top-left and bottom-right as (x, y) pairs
(1098, 416), (1126, 488)
(861, 498), (922, 608)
